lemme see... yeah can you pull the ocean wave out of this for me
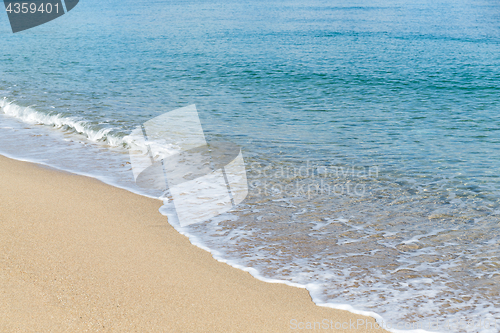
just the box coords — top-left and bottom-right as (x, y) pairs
(0, 97), (125, 147)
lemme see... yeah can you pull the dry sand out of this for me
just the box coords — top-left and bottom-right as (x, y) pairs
(0, 155), (387, 332)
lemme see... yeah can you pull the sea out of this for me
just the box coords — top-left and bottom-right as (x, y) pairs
(1, 0), (500, 332)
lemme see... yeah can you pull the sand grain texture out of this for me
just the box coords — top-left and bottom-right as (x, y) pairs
(0, 155), (386, 332)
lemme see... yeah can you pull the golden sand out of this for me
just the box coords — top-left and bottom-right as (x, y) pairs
(0, 155), (386, 332)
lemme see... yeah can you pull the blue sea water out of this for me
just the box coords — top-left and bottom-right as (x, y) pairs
(1, 0), (500, 331)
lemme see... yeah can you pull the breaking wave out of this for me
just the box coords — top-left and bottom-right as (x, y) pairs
(0, 97), (126, 147)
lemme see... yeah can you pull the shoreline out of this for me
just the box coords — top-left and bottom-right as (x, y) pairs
(0, 154), (387, 332)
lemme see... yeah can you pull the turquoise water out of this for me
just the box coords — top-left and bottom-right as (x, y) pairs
(1, 0), (500, 331)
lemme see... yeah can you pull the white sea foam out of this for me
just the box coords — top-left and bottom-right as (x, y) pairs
(0, 98), (182, 158)
(162, 206), (446, 333)
(0, 98), (124, 147)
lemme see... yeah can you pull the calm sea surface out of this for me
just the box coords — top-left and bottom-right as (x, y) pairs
(1, 0), (500, 331)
